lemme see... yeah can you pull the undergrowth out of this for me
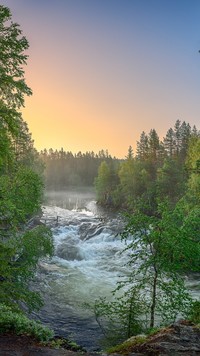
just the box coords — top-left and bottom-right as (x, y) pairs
(0, 303), (54, 341)
(107, 335), (146, 354)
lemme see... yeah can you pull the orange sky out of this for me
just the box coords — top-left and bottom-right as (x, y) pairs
(3, 0), (200, 158)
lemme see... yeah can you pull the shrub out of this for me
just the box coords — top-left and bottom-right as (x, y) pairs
(0, 304), (54, 341)
(188, 300), (200, 324)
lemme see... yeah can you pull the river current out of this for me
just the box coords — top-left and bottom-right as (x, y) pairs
(32, 189), (127, 350)
(32, 189), (200, 351)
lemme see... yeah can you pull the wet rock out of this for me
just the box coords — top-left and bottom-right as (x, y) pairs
(26, 216), (44, 230)
(56, 244), (83, 261)
(78, 222), (105, 240)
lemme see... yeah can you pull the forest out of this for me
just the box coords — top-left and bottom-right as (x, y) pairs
(41, 119), (200, 216)
(95, 120), (200, 213)
(89, 121), (200, 344)
(39, 148), (120, 188)
(0, 4), (200, 351)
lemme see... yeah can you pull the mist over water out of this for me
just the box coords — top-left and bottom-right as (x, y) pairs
(33, 189), (127, 350)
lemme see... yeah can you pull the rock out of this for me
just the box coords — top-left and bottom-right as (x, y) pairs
(127, 320), (200, 355)
(0, 334), (96, 356)
(0, 321), (199, 356)
(26, 216), (44, 230)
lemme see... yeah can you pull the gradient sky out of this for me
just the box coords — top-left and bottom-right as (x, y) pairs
(2, 0), (200, 158)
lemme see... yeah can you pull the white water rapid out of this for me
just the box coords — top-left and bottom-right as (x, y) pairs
(32, 189), (200, 351)
(32, 189), (127, 350)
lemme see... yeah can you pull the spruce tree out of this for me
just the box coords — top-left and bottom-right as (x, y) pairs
(0, 5), (53, 312)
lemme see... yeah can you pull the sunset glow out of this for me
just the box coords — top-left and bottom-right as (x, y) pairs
(2, 0), (200, 157)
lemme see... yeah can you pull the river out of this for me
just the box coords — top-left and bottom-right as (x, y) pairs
(32, 189), (127, 351)
(32, 189), (200, 351)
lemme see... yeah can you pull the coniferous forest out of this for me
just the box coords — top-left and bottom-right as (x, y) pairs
(95, 120), (200, 213)
(0, 4), (200, 352)
(39, 148), (119, 188)
(40, 119), (200, 215)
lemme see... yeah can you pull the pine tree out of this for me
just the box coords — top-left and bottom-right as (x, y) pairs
(163, 128), (176, 157)
(126, 146), (134, 160)
(136, 131), (149, 160)
(148, 129), (160, 162)
(0, 5), (53, 312)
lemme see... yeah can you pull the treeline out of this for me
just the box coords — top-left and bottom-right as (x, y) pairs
(95, 120), (200, 214)
(39, 149), (120, 188)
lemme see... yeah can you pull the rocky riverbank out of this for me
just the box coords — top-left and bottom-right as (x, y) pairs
(108, 320), (200, 355)
(0, 321), (200, 355)
(0, 334), (92, 356)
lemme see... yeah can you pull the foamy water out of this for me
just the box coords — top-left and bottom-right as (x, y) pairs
(32, 190), (200, 350)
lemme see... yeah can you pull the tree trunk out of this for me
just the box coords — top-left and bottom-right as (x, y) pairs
(127, 296), (134, 338)
(150, 269), (158, 328)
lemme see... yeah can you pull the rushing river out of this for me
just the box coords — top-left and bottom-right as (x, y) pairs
(32, 189), (127, 351)
(32, 189), (200, 351)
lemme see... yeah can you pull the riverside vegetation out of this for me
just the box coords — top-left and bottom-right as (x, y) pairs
(92, 124), (200, 345)
(69, 133), (200, 347)
(0, 5), (54, 342)
(0, 4), (199, 353)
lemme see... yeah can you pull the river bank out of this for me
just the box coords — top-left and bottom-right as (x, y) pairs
(0, 333), (92, 355)
(1, 320), (200, 355)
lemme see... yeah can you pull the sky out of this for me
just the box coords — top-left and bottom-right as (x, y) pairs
(2, 0), (200, 158)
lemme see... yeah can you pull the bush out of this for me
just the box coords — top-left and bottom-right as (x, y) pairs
(188, 300), (200, 324)
(86, 287), (145, 347)
(0, 304), (54, 341)
(107, 335), (146, 354)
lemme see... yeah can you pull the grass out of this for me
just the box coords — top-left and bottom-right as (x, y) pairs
(107, 335), (147, 354)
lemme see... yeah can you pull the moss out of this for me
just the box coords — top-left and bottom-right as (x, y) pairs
(107, 335), (147, 354)
(44, 337), (86, 352)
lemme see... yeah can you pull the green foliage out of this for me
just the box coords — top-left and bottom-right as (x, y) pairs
(40, 148), (120, 189)
(188, 300), (200, 324)
(106, 335), (146, 354)
(0, 6), (32, 108)
(157, 158), (186, 204)
(0, 226), (53, 311)
(47, 337), (85, 352)
(95, 161), (111, 202)
(67, 340), (82, 351)
(0, 5), (34, 175)
(95, 160), (119, 205)
(90, 201), (198, 347)
(0, 168), (43, 228)
(90, 287), (145, 347)
(91, 121), (200, 346)
(12, 167), (43, 220)
(0, 304), (54, 341)
(95, 120), (199, 213)
(118, 159), (144, 206)
(0, 5), (53, 315)
(185, 136), (200, 205)
(119, 202), (197, 328)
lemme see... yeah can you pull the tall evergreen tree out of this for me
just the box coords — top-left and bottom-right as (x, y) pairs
(136, 131), (149, 160)
(148, 129), (160, 162)
(0, 5), (53, 312)
(163, 128), (176, 157)
(126, 145), (134, 160)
